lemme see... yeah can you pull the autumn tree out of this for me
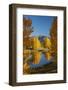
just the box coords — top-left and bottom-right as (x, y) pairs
(23, 17), (33, 74)
(44, 37), (51, 49)
(50, 18), (57, 60)
(23, 17), (33, 49)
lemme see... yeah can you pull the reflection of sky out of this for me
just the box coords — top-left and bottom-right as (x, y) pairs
(30, 54), (52, 68)
(23, 15), (56, 37)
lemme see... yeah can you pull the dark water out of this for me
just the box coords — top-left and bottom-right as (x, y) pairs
(30, 53), (52, 68)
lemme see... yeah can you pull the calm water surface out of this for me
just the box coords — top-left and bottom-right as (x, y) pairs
(30, 53), (52, 68)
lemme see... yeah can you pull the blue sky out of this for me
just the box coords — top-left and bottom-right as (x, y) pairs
(23, 15), (56, 37)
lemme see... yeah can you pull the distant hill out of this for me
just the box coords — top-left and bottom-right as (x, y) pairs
(38, 36), (46, 42)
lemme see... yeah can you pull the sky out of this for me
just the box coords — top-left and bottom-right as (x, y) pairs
(23, 15), (56, 37)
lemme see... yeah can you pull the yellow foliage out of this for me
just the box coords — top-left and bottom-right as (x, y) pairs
(44, 37), (51, 49)
(23, 50), (31, 59)
(44, 52), (52, 61)
(23, 63), (30, 74)
(32, 51), (41, 64)
(50, 18), (57, 57)
(31, 37), (41, 49)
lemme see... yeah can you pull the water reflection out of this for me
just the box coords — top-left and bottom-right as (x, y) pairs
(23, 49), (57, 74)
(30, 53), (52, 68)
(24, 50), (52, 68)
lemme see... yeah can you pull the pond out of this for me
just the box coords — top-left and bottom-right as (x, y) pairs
(29, 53), (52, 68)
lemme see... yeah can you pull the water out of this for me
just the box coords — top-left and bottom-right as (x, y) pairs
(30, 53), (52, 68)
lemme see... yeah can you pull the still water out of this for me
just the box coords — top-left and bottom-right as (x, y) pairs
(29, 53), (52, 68)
